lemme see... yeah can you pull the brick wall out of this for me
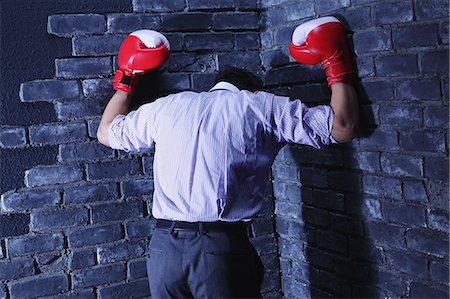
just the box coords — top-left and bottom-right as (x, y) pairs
(0, 0), (448, 298)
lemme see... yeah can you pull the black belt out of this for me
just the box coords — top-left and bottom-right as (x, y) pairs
(156, 219), (247, 233)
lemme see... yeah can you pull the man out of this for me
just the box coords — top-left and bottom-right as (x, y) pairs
(97, 16), (359, 299)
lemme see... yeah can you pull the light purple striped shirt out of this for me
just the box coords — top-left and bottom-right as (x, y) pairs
(108, 89), (335, 222)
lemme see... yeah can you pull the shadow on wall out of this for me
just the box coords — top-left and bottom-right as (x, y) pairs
(265, 15), (381, 297)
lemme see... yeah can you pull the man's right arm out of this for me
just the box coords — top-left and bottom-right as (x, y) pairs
(330, 82), (359, 143)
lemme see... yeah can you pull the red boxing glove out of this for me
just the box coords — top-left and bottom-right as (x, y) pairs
(289, 16), (357, 86)
(114, 30), (170, 94)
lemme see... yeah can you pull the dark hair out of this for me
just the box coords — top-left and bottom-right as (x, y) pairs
(213, 66), (263, 92)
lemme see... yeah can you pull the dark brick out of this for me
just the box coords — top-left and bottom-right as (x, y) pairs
(403, 180), (427, 202)
(383, 202), (426, 226)
(362, 175), (402, 199)
(128, 259), (147, 279)
(87, 159), (141, 180)
(59, 142), (114, 162)
(302, 206), (329, 227)
(236, 32), (260, 50)
(25, 164), (84, 187)
(0, 126), (26, 148)
(162, 13), (212, 31)
(70, 248), (96, 270)
(340, 6), (371, 30)
(92, 201), (145, 223)
(20, 80), (80, 102)
(168, 53), (216, 72)
(264, 64), (324, 86)
(317, 269), (352, 297)
(72, 35), (124, 56)
(98, 279), (150, 298)
(393, 24), (438, 48)
(415, 0), (448, 20)
(359, 129), (398, 150)
(64, 182), (118, 205)
(0, 258), (34, 280)
(213, 12), (259, 30)
(348, 238), (384, 264)
(311, 189), (345, 212)
(356, 56), (375, 77)
(395, 79), (441, 101)
(126, 218), (154, 239)
(82, 78), (114, 99)
(7, 234), (64, 257)
(376, 270), (408, 297)
(188, 0), (235, 10)
(366, 221), (405, 248)
(380, 105), (422, 128)
(192, 73), (216, 91)
(235, 0), (260, 10)
(29, 121), (87, 145)
(107, 14), (159, 33)
(56, 99), (106, 120)
(380, 153), (423, 177)
(346, 151), (380, 172)
(218, 51), (261, 70)
(386, 249), (428, 278)
(165, 33), (183, 52)
(410, 281), (449, 298)
(31, 207), (88, 231)
(55, 57), (112, 79)
(98, 240), (146, 264)
(72, 264), (126, 288)
(426, 180), (449, 210)
(48, 14), (105, 37)
(330, 213), (364, 236)
(316, 0), (350, 14)
(1, 189), (60, 213)
(428, 209), (449, 233)
(373, 1), (413, 25)
(132, 0), (186, 12)
(406, 228), (448, 257)
(421, 49), (449, 74)
(360, 80), (394, 101)
(10, 274), (68, 298)
(424, 156), (448, 180)
(327, 170), (361, 192)
(424, 106), (448, 128)
(375, 54), (418, 77)
(316, 229), (347, 254)
(262, 49), (289, 68)
(399, 131), (446, 153)
(142, 155), (154, 175)
(68, 223), (123, 247)
(184, 33), (234, 51)
(430, 259), (449, 284)
(121, 178), (153, 197)
(440, 21), (448, 44)
(155, 73), (191, 91)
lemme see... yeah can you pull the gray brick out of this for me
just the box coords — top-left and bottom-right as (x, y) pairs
(366, 221), (405, 248)
(261, 7), (286, 29)
(360, 197), (382, 220)
(424, 106), (449, 128)
(213, 12), (259, 30)
(421, 49), (449, 74)
(0, 258), (34, 280)
(31, 207), (88, 231)
(128, 259), (148, 279)
(373, 0), (413, 25)
(70, 248), (96, 270)
(56, 99), (105, 120)
(235, 0), (260, 10)
(236, 32), (260, 50)
(380, 153), (423, 177)
(386, 249), (428, 279)
(98, 279), (150, 299)
(273, 24), (298, 45)
(142, 155), (154, 175)
(188, 0), (235, 10)
(395, 79), (441, 101)
(92, 201), (145, 223)
(360, 80), (394, 101)
(165, 33), (183, 52)
(376, 270), (408, 297)
(393, 24), (438, 48)
(121, 178), (153, 197)
(10, 274), (68, 298)
(316, 0), (350, 14)
(275, 201), (301, 220)
(375, 54), (418, 77)
(25, 164), (84, 187)
(157, 73), (191, 91)
(0, 126), (26, 148)
(430, 259), (449, 285)
(192, 73), (216, 91)
(415, 0), (448, 20)
(72, 264), (126, 288)
(410, 281), (449, 298)
(346, 151), (380, 172)
(82, 78), (114, 99)
(403, 180), (428, 202)
(340, 6), (371, 30)
(20, 80), (80, 102)
(406, 228), (448, 257)
(286, 2), (315, 21)
(97, 240), (146, 264)
(426, 180), (449, 210)
(68, 223), (123, 247)
(218, 51), (261, 71)
(362, 175), (402, 199)
(64, 182), (118, 205)
(7, 233), (64, 257)
(108, 13), (159, 33)
(87, 118), (101, 138)
(428, 209), (449, 233)
(356, 56), (375, 77)
(162, 13), (212, 31)
(168, 53), (216, 72)
(133, 0), (186, 12)
(48, 14), (105, 37)
(400, 131), (446, 153)
(380, 105), (422, 128)
(59, 142), (114, 162)
(0, 213), (29, 238)
(56, 57), (112, 79)
(383, 202), (426, 226)
(72, 35), (124, 56)
(29, 121), (87, 145)
(262, 49), (289, 69)
(424, 156), (448, 180)
(359, 129), (398, 150)
(1, 189), (60, 213)
(440, 21), (448, 44)
(278, 237), (304, 260)
(184, 33), (234, 51)
(87, 159), (141, 180)
(126, 218), (154, 239)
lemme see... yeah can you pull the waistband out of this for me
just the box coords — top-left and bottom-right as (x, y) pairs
(155, 219), (248, 233)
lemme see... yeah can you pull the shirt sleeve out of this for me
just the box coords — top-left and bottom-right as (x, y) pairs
(268, 94), (336, 148)
(108, 102), (157, 152)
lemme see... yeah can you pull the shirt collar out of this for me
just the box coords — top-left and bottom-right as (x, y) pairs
(209, 81), (240, 93)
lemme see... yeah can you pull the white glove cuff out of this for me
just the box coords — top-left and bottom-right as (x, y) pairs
(292, 16), (340, 46)
(131, 29), (171, 50)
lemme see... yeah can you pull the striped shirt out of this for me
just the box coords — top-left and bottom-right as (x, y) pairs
(108, 89), (335, 222)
